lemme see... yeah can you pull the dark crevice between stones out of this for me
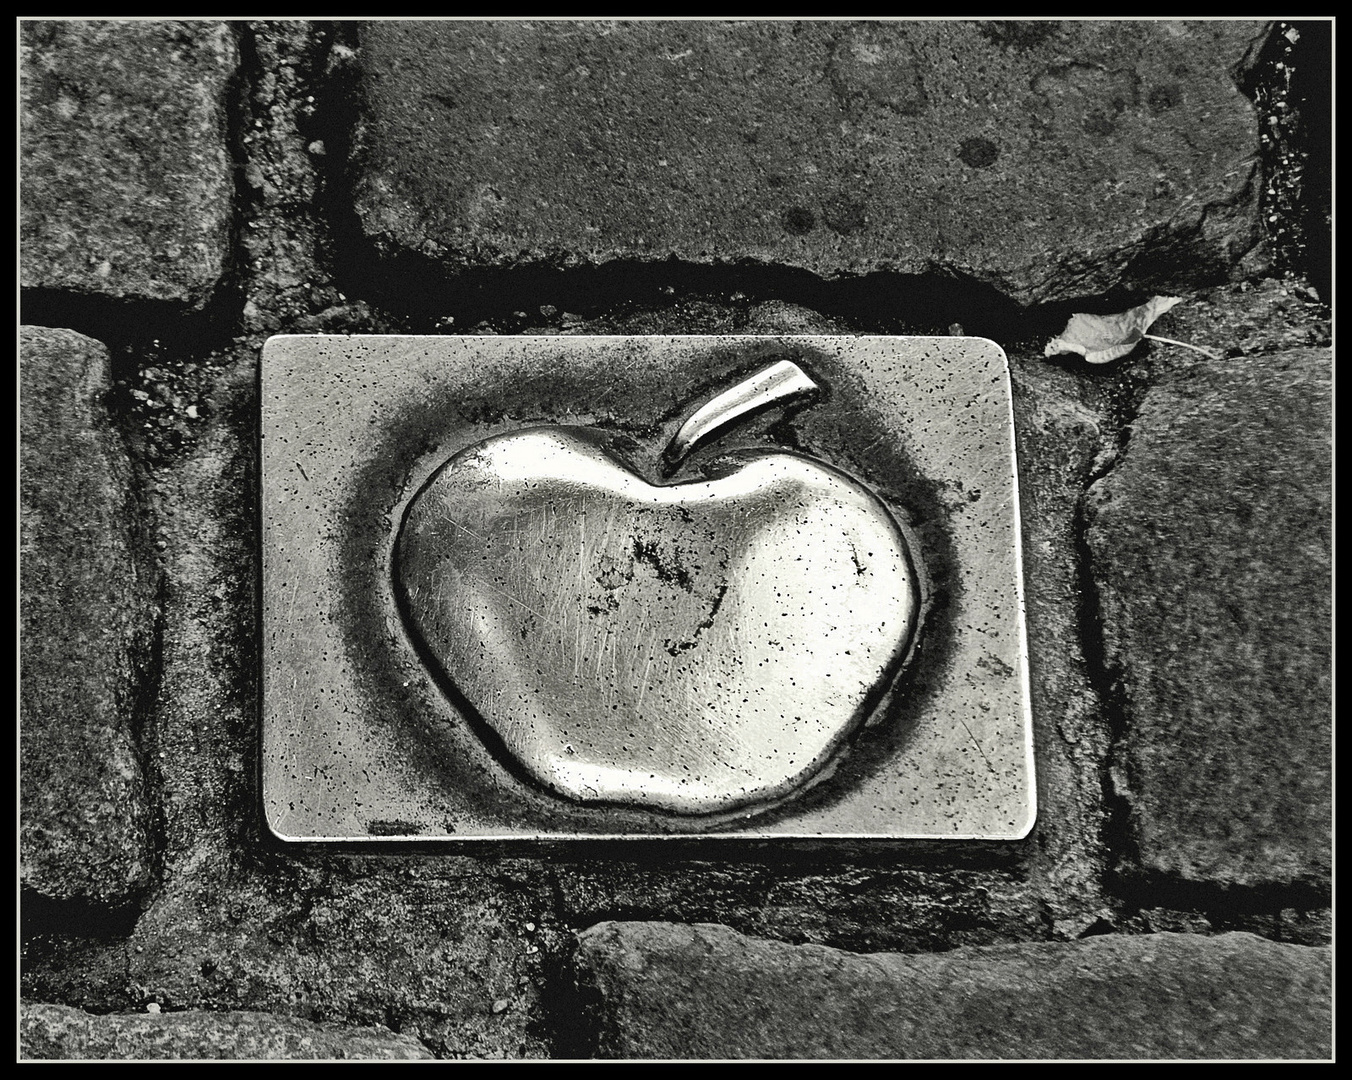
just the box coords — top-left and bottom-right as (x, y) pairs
(110, 323), (177, 906)
(1073, 501), (1138, 919)
(124, 517), (170, 915)
(538, 933), (596, 1060)
(303, 20), (367, 312)
(20, 886), (142, 948)
(209, 383), (264, 853)
(19, 289), (243, 372)
(1068, 368), (1150, 931)
(103, 310), (242, 469)
(545, 875), (1028, 957)
(1235, 20), (1332, 299)
(1286, 21), (1332, 297)
(323, 231), (1216, 348)
(219, 21), (254, 329)
(1110, 873), (1330, 930)
(233, 22), (274, 255)
(237, 21), (357, 332)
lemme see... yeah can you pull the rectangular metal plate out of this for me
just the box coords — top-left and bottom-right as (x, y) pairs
(261, 335), (1034, 840)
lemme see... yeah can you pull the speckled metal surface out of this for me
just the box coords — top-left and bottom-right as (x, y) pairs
(261, 336), (1034, 840)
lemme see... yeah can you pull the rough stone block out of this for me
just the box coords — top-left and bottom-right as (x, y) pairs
(20, 21), (239, 307)
(351, 20), (1266, 305)
(20, 1003), (434, 1060)
(20, 326), (158, 907)
(1085, 349), (1331, 887)
(574, 921), (1331, 1059)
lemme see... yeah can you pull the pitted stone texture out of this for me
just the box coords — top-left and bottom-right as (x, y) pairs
(20, 1003), (434, 1060)
(1010, 366), (1113, 936)
(352, 20), (1266, 305)
(116, 858), (555, 1060)
(20, 327), (158, 907)
(575, 921), (1331, 1059)
(1086, 349), (1331, 887)
(20, 21), (238, 307)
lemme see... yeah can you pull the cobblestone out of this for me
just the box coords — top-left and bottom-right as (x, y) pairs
(20, 327), (159, 908)
(575, 921), (1331, 1059)
(20, 21), (238, 307)
(351, 20), (1266, 306)
(1085, 348), (1331, 887)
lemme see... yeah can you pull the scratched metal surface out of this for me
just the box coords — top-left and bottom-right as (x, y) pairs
(261, 336), (1034, 840)
(397, 427), (918, 815)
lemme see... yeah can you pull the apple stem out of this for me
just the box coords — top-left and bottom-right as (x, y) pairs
(662, 359), (821, 473)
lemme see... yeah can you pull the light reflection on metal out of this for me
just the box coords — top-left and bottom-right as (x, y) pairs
(395, 411), (919, 814)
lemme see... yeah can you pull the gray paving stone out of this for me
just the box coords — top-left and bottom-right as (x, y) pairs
(20, 21), (238, 307)
(351, 20), (1267, 305)
(1085, 349), (1331, 887)
(20, 1002), (434, 1060)
(574, 921), (1331, 1059)
(20, 326), (158, 907)
(111, 854), (557, 1060)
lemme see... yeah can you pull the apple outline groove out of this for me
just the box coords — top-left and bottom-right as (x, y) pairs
(391, 358), (923, 820)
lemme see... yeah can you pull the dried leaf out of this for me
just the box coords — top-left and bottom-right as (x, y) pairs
(1044, 296), (1183, 364)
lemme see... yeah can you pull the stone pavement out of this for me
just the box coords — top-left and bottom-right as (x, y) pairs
(574, 921), (1331, 1059)
(1086, 350), (1331, 890)
(20, 22), (237, 309)
(20, 19), (1331, 1060)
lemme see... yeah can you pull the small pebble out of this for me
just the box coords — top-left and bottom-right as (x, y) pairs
(490, 999), (509, 1015)
(146, 1003), (161, 1014)
(524, 922), (535, 933)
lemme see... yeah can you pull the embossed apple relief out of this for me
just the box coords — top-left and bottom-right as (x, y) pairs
(395, 361), (919, 815)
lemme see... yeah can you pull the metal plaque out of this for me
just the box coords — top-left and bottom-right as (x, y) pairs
(261, 336), (1034, 840)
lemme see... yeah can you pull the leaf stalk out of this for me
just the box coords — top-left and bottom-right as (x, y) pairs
(1142, 334), (1223, 360)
